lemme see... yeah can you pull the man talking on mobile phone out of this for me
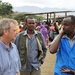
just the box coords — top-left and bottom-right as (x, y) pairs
(49, 15), (75, 75)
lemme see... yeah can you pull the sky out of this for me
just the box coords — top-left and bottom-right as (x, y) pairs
(2, 0), (75, 9)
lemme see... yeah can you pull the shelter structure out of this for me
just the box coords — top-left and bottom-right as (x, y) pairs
(24, 10), (75, 23)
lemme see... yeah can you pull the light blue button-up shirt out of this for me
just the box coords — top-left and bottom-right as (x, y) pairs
(0, 40), (21, 75)
(23, 30), (47, 71)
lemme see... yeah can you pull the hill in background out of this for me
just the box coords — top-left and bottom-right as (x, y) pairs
(13, 6), (73, 13)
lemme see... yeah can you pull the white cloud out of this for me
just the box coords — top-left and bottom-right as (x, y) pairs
(2, 0), (75, 9)
(2, 0), (24, 6)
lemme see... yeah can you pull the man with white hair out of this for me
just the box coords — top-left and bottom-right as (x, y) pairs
(0, 18), (21, 75)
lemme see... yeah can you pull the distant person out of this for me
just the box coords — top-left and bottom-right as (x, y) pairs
(36, 22), (40, 27)
(49, 23), (55, 42)
(40, 25), (48, 42)
(54, 22), (59, 34)
(49, 15), (75, 75)
(19, 25), (23, 32)
(15, 16), (47, 75)
(0, 18), (21, 75)
(58, 19), (62, 32)
(36, 26), (40, 32)
(40, 25), (48, 46)
(49, 22), (59, 42)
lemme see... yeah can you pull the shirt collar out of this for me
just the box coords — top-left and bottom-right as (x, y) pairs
(23, 30), (38, 35)
(62, 34), (75, 40)
(0, 40), (13, 51)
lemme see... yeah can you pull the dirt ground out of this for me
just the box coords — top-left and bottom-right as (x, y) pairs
(41, 50), (56, 75)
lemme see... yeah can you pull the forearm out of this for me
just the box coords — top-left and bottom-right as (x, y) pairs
(49, 32), (63, 54)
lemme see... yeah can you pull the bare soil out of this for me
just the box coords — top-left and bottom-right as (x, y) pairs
(41, 50), (56, 75)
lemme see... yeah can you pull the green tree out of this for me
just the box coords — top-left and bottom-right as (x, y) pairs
(12, 12), (25, 23)
(0, 0), (13, 16)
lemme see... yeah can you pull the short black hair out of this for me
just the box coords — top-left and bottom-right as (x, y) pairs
(66, 15), (75, 24)
(24, 16), (34, 23)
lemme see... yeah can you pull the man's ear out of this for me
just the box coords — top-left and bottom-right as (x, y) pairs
(3, 29), (9, 35)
